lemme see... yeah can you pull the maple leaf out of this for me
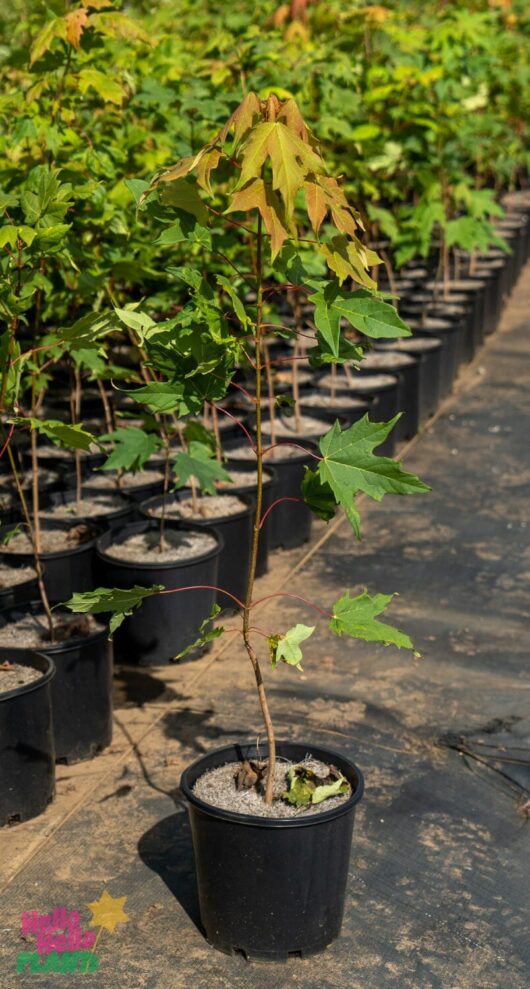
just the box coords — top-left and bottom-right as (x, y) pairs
(173, 441), (231, 495)
(100, 427), (161, 472)
(329, 590), (415, 652)
(320, 235), (379, 290)
(306, 417), (430, 537)
(216, 91), (262, 148)
(268, 624), (315, 671)
(305, 181), (327, 234)
(227, 178), (291, 259)
(63, 585), (164, 636)
(237, 121), (324, 217)
(308, 282), (411, 356)
(65, 7), (89, 49)
(174, 603), (224, 661)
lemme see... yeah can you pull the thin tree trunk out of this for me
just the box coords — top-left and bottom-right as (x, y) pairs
(242, 214), (276, 805)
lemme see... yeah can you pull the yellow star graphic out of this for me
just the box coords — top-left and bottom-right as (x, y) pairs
(86, 890), (129, 935)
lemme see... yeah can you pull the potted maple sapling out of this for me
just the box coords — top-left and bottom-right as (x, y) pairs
(65, 94), (429, 959)
(0, 173), (118, 767)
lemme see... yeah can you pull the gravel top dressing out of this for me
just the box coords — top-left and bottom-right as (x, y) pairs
(319, 372), (397, 391)
(0, 564), (37, 589)
(42, 494), (127, 520)
(378, 337), (440, 353)
(36, 444), (100, 460)
(361, 350), (415, 369)
(263, 414), (331, 437)
(193, 757), (350, 819)
(104, 527), (217, 563)
(301, 392), (367, 411)
(0, 662), (42, 694)
(149, 494), (247, 520)
(216, 469), (272, 489)
(2, 524), (96, 554)
(88, 469), (165, 491)
(0, 612), (101, 650)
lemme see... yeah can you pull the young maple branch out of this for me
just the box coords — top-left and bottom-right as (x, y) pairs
(242, 212), (276, 805)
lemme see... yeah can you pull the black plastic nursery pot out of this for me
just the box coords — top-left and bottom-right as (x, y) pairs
(426, 279), (486, 360)
(0, 649), (56, 826)
(471, 258), (507, 335)
(298, 392), (372, 426)
(356, 351), (420, 441)
(96, 519), (222, 665)
(225, 441), (315, 551)
(22, 445), (106, 477)
(140, 493), (253, 609)
(374, 337), (442, 424)
(45, 488), (136, 532)
(0, 568), (39, 611)
(401, 290), (474, 366)
(313, 372), (398, 456)
(0, 602), (113, 763)
(216, 465), (278, 578)
(180, 740), (364, 961)
(0, 521), (102, 603)
(407, 316), (459, 398)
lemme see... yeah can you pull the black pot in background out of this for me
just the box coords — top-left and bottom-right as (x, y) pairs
(471, 258), (507, 335)
(404, 316), (460, 397)
(225, 441), (315, 551)
(298, 392), (371, 426)
(84, 467), (167, 505)
(0, 564), (39, 611)
(426, 279), (486, 360)
(0, 603), (113, 764)
(374, 336), (442, 423)
(0, 650), (55, 826)
(314, 372), (398, 455)
(400, 289), (474, 366)
(44, 488), (135, 533)
(216, 464), (278, 578)
(0, 521), (102, 604)
(96, 519), (222, 665)
(180, 740), (364, 961)
(21, 445), (106, 477)
(141, 493), (253, 609)
(356, 351), (420, 441)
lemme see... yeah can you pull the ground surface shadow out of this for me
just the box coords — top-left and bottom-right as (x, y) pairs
(138, 809), (204, 935)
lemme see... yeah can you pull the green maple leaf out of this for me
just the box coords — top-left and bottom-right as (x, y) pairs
(62, 585), (164, 636)
(301, 467), (336, 522)
(12, 417), (100, 453)
(311, 417), (430, 537)
(173, 441), (231, 495)
(100, 427), (161, 472)
(309, 283), (411, 355)
(269, 624), (315, 671)
(123, 381), (191, 415)
(329, 590), (416, 652)
(174, 603), (224, 661)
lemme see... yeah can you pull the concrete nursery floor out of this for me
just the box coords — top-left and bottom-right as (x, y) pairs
(1, 270), (530, 989)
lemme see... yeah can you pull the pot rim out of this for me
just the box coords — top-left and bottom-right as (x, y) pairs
(180, 740), (364, 829)
(0, 602), (109, 655)
(0, 521), (103, 561)
(96, 518), (224, 571)
(0, 650), (55, 702)
(140, 491), (254, 528)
